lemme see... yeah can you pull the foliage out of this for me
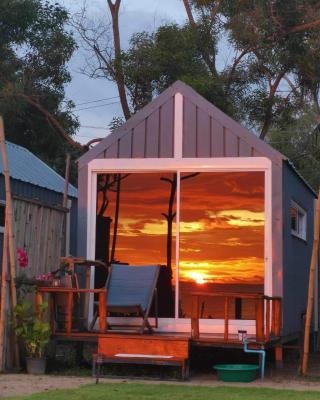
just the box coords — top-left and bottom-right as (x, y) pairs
(13, 300), (51, 358)
(122, 24), (229, 114)
(76, 0), (320, 138)
(15, 274), (36, 303)
(5, 383), (320, 400)
(108, 116), (125, 132)
(220, 0), (320, 138)
(72, 1), (320, 185)
(268, 108), (320, 189)
(0, 0), (80, 182)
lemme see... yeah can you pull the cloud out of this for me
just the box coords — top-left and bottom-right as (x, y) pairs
(208, 210), (264, 227)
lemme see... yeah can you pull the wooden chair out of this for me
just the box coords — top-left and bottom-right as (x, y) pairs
(89, 264), (160, 334)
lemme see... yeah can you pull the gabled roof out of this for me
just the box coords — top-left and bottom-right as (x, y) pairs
(0, 141), (77, 198)
(78, 80), (285, 168)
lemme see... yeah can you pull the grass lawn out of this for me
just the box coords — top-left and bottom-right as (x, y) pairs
(5, 383), (320, 400)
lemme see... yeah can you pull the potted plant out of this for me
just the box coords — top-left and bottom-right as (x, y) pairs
(13, 301), (51, 374)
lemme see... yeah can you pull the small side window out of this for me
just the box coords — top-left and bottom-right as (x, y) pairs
(291, 201), (307, 241)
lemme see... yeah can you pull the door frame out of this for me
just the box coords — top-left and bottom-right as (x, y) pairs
(86, 156), (272, 332)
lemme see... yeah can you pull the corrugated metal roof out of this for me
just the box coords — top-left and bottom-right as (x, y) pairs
(0, 141), (77, 198)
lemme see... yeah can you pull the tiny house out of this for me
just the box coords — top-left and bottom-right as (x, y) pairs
(77, 81), (317, 358)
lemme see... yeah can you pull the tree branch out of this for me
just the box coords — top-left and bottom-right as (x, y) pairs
(18, 93), (84, 151)
(225, 47), (251, 93)
(259, 71), (287, 140)
(289, 18), (320, 34)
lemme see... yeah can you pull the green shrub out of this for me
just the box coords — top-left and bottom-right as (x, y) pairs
(13, 301), (51, 358)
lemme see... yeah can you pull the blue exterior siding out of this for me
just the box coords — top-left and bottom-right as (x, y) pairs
(282, 162), (316, 336)
(0, 176), (78, 267)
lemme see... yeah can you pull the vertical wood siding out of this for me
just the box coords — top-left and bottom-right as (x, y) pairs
(92, 94), (270, 163)
(97, 97), (175, 161)
(13, 197), (66, 276)
(182, 97), (263, 159)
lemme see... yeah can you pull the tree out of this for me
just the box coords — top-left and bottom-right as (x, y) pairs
(268, 108), (320, 189)
(0, 0), (82, 182)
(75, 0), (320, 142)
(74, 0), (320, 187)
(182, 0), (320, 139)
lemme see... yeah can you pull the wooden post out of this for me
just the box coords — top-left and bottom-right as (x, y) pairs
(224, 296), (230, 341)
(66, 292), (73, 334)
(0, 116), (19, 367)
(0, 223), (8, 371)
(302, 191), (320, 375)
(275, 345), (283, 366)
(274, 298), (282, 337)
(255, 297), (265, 342)
(265, 299), (270, 342)
(63, 154), (71, 257)
(191, 294), (199, 339)
(63, 153), (71, 208)
(99, 291), (107, 333)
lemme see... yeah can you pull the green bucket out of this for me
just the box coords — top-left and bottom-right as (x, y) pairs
(213, 364), (259, 382)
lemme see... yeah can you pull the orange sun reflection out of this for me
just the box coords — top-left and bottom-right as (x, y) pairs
(187, 271), (207, 285)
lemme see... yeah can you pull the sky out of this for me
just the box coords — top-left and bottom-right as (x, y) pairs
(61, 0), (189, 145)
(97, 172), (265, 288)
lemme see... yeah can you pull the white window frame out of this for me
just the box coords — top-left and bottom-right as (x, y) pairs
(291, 200), (307, 241)
(0, 200), (5, 234)
(84, 91), (273, 334)
(86, 157), (272, 334)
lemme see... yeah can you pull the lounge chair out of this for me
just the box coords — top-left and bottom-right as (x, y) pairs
(89, 264), (160, 334)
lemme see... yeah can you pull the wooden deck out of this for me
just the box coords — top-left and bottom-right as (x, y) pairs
(37, 287), (283, 361)
(52, 330), (280, 350)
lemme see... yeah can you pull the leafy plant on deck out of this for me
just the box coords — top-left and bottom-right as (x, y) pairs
(13, 301), (51, 358)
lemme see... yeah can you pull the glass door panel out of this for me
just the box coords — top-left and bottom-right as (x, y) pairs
(179, 172), (264, 319)
(96, 172), (176, 317)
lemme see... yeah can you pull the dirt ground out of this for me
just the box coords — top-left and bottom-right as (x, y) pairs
(0, 375), (93, 398)
(1, 353), (320, 398)
(1, 371), (320, 398)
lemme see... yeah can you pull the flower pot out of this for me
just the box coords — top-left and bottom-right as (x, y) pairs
(26, 357), (46, 374)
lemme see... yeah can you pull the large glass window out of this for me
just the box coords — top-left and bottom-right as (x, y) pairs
(179, 172), (264, 319)
(95, 170), (265, 320)
(96, 172), (176, 317)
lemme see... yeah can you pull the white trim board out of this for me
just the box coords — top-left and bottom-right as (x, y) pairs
(86, 156), (272, 333)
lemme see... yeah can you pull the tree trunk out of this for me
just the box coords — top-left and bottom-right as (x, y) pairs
(110, 174), (122, 263)
(63, 153), (71, 208)
(301, 190), (320, 375)
(0, 116), (19, 367)
(107, 0), (131, 120)
(0, 223), (8, 371)
(182, 0), (196, 26)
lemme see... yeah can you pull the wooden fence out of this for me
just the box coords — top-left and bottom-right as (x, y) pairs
(13, 196), (67, 276)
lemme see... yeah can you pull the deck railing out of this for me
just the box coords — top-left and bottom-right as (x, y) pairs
(190, 292), (282, 343)
(35, 287), (107, 334)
